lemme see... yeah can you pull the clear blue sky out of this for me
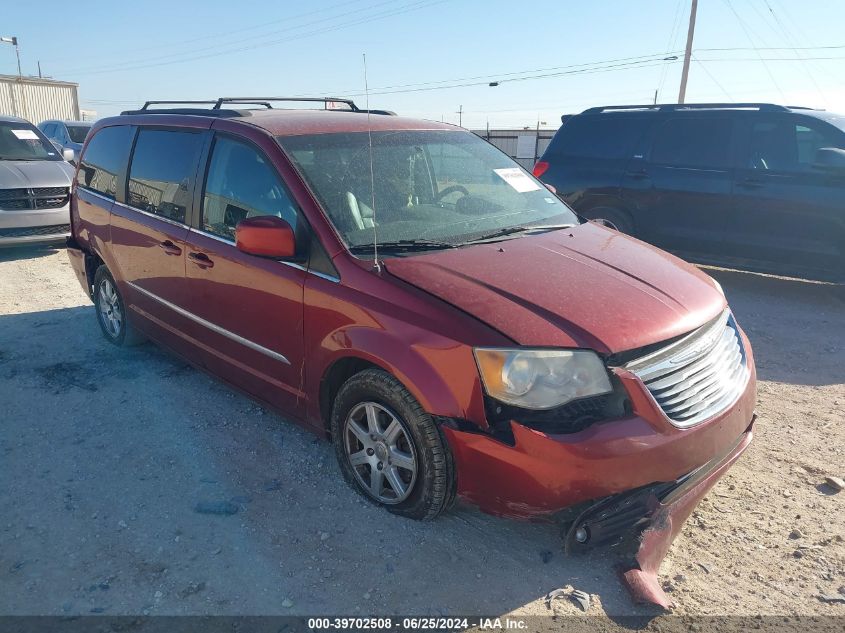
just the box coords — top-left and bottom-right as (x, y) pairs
(2, 0), (843, 128)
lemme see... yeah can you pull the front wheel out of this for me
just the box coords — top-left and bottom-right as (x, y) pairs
(330, 369), (456, 520)
(582, 207), (634, 235)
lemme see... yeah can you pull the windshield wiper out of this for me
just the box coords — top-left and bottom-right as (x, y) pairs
(349, 238), (458, 253)
(461, 223), (575, 244)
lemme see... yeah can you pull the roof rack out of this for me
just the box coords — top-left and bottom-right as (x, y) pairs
(581, 103), (792, 115)
(120, 96), (393, 117)
(213, 97), (360, 111)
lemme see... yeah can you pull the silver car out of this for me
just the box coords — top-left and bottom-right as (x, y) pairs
(0, 115), (75, 246)
(38, 119), (93, 165)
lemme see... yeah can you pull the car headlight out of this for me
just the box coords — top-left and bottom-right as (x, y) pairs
(473, 348), (613, 410)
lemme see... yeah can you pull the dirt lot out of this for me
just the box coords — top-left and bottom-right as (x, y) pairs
(0, 246), (843, 621)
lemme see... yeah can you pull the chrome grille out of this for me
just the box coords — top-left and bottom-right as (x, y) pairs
(0, 187), (69, 210)
(0, 223), (70, 238)
(624, 310), (748, 428)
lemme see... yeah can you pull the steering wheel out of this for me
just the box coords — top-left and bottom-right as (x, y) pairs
(436, 185), (470, 202)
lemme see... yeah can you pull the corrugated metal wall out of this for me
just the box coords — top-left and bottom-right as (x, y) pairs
(0, 76), (80, 124)
(473, 129), (557, 170)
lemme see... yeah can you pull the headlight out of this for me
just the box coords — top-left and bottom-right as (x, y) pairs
(474, 348), (613, 410)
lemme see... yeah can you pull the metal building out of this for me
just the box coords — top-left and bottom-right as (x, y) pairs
(0, 75), (81, 124)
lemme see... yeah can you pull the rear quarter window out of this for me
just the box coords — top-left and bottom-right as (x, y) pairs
(547, 115), (650, 160)
(77, 126), (134, 198)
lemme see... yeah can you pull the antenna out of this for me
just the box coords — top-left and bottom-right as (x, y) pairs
(363, 53), (381, 273)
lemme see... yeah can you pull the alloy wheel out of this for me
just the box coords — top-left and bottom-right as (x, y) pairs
(343, 402), (417, 504)
(97, 278), (122, 338)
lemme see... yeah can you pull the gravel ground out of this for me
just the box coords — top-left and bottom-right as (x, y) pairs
(0, 246), (843, 621)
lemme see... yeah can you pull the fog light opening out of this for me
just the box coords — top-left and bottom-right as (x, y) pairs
(574, 526), (590, 544)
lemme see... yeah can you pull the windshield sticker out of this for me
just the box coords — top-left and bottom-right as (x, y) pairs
(11, 129), (39, 140)
(544, 197), (557, 204)
(493, 168), (541, 193)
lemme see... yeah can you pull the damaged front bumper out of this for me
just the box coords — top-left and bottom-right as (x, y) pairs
(562, 421), (754, 608)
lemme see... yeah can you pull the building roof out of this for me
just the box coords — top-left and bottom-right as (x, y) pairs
(0, 74), (79, 87)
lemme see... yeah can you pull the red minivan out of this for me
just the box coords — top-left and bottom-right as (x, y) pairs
(67, 98), (755, 566)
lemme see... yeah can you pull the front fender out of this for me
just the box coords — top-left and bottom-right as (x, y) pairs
(310, 325), (488, 429)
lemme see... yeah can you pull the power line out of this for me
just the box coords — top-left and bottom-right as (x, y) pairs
(691, 54), (733, 100)
(56, 0), (444, 77)
(348, 58), (683, 97)
(327, 51), (684, 95)
(62, 0), (374, 65)
(762, 0), (826, 103)
(721, 0), (787, 101)
(694, 55), (845, 62)
(78, 43), (845, 109)
(696, 44), (845, 52)
(656, 0), (685, 102)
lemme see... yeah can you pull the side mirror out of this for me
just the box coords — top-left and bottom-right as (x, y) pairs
(235, 216), (296, 258)
(814, 147), (845, 171)
(62, 148), (75, 163)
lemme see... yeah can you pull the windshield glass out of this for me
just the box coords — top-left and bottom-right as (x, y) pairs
(66, 124), (92, 143)
(0, 121), (62, 161)
(279, 130), (578, 253)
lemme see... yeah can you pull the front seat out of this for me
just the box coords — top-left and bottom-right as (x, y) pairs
(346, 192), (375, 230)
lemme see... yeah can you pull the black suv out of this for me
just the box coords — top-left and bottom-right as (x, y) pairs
(534, 103), (845, 282)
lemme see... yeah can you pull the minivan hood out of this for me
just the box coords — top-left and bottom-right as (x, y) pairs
(384, 222), (726, 354)
(0, 160), (74, 189)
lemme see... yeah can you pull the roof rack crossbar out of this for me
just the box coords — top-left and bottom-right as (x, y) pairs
(582, 103), (791, 114)
(213, 97), (360, 111)
(139, 100), (219, 110)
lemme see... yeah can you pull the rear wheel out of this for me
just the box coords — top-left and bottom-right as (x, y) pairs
(330, 369), (456, 520)
(93, 266), (145, 347)
(582, 207), (634, 235)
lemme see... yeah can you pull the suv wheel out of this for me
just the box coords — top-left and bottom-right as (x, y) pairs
(584, 207), (634, 235)
(330, 369), (456, 520)
(93, 266), (145, 346)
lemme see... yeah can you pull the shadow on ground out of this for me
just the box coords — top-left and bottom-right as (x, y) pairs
(1, 266), (841, 617)
(0, 305), (641, 617)
(0, 244), (64, 263)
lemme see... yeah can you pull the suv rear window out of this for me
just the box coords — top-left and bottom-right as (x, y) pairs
(651, 117), (733, 168)
(77, 125), (134, 198)
(127, 129), (203, 224)
(548, 116), (649, 159)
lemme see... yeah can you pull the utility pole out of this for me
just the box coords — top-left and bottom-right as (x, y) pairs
(678, 0), (698, 104)
(37, 60), (42, 78)
(456, 105), (463, 127)
(0, 36), (22, 78)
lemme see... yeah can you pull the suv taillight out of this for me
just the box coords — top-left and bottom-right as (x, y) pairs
(533, 161), (549, 178)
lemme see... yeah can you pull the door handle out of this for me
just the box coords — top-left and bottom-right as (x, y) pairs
(188, 252), (214, 269)
(738, 177), (764, 189)
(158, 240), (182, 256)
(625, 168), (649, 179)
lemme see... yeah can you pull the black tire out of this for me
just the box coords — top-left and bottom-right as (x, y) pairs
(330, 368), (456, 520)
(93, 266), (145, 347)
(582, 207), (634, 235)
